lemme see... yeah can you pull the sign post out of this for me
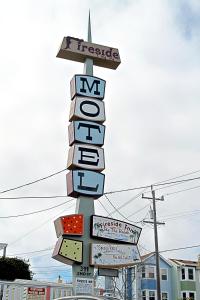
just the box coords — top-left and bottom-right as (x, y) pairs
(51, 13), (142, 297)
(70, 15), (102, 294)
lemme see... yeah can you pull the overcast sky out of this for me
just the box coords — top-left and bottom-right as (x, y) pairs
(1, 0), (200, 282)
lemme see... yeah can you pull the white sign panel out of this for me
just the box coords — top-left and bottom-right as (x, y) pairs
(57, 36), (121, 69)
(66, 170), (105, 199)
(69, 97), (106, 123)
(90, 243), (141, 267)
(70, 75), (106, 100)
(67, 144), (105, 171)
(75, 278), (94, 295)
(68, 121), (105, 146)
(91, 215), (142, 244)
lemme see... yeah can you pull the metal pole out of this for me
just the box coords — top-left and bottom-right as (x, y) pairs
(3, 246), (6, 258)
(151, 186), (161, 300)
(72, 12), (95, 295)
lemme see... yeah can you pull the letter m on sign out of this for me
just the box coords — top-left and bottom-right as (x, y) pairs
(70, 75), (106, 100)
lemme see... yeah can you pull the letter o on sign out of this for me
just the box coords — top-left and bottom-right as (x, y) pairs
(80, 100), (100, 117)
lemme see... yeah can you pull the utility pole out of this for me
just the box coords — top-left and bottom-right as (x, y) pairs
(0, 243), (7, 300)
(0, 243), (7, 258)
(142, 186), (165, 300)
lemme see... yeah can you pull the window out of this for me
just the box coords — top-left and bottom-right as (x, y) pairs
(161, 269), (168, 280)
(142, 290), (146, 300)
(181, 291), (195, 300)
(149, 291), (155, 300)
(182, 292), (186, 300)
(67, 290), (72, 296)
(141, 266), (155, 279)
(148, 267), (155, 278)
(63, 290), (67, 297)
(188, 268), (194, 280)
(181, 268), (186, 280)
(181, 267), (195, 281)
(142, 290), (156, 300)
(162, 292), (168, 300)
(142, 266), (146, 278)
(189, 292), (195, 300)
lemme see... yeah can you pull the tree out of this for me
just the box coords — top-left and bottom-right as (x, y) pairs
(0, 257), (32, 280)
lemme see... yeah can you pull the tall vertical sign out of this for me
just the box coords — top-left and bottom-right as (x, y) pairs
(52, 14), (122, 295)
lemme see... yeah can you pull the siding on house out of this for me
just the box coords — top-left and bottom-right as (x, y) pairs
(169, 258), (200, 300)
(180, 281), (196, 291)
(129, 253), (173, 300)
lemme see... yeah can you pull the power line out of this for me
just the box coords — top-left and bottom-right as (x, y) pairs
(154, 176), (200, 188)
(104, 194), (132, 220)
(1, 172), (200, 201)
(127, 204), (150, 219)
(0, 173), (198, 223)
(8, 204), (74, 247)
(33, 272), (71, 276)
(10, 242), (200, 262)
(10, 247), (53, 256)
(105, 175), (200, 196)
(105, 186), (149, 195)
(0, 199), (74, 219)
(160, 208), (200, 221)
(104, 194), (142, 224)
(31, 265), (71, 269)
(153, 169), (200, 185)
(106, 189), (147, 217)
(0, 196), (67, 200)
(0, 168), (67, 194)
(97, 198), (112, 215)
(160, 244), (200, 254)
(163, 184), (200, 197)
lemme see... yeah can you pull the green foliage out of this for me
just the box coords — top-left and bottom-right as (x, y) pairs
(0, 257), (32, 281)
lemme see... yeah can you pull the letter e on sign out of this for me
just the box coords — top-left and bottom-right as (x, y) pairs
(67, 144), (105, 171)
(70, 75), (106, 100)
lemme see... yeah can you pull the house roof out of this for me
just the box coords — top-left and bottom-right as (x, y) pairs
(141, 252), (155, 261)
(13, 279), (73, 288)
(169, 258), (198, 267)
(141, 252), (172, 267)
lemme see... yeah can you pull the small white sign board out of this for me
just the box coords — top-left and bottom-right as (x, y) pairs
(91, 215), (142, 244)
(91, 243), (141, 267)
(67, 144), (105, 171)
(69, 97), (106, 123)
(75, 278), (94, 295)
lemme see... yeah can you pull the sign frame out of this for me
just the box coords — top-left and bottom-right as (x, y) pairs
(52, 236), (83, 265)
(66, 170), (105, 199)
(98, 268), (119, 277)
(91, 215), (142, 244)
(70, 74), (106, 100)
(90, 243), (141, 268)
(67, 144), (105, 171)
(57, 36), (121, 70)
(68, 120), (106, 146)
(75, 278), (94, 295)
(69, 97), (106, 123)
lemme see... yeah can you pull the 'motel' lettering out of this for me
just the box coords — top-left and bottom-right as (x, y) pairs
(67, 170), (105, 198)
(71, 75), (106, 100)
(68, 121), (105, 146)
(67, 73), (106, 198)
